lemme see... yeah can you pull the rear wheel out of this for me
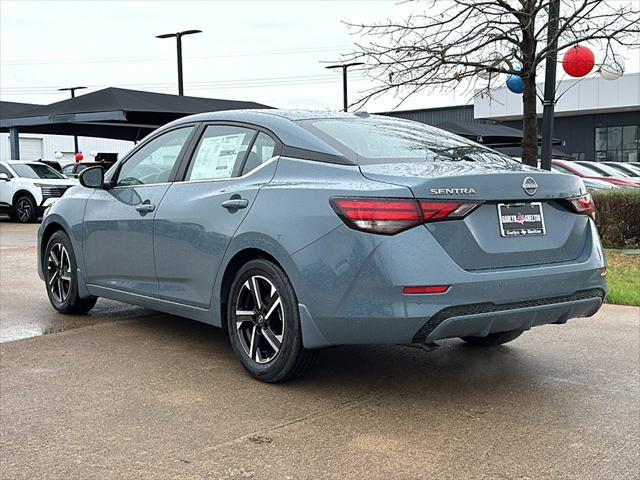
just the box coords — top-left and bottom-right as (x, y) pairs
(44, 231), (97, 314)
(13, 195), (37, 223)
(227, 259), (319, 383)
(461, 329), (524, 347)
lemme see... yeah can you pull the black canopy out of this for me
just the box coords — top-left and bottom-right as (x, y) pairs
(0, 87), (272, 142)
(0, 101), (42, 119)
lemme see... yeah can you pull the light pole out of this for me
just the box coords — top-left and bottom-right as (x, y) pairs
(58, 86), (87, 154)
(325, 62), (364, 111)
(156, 29), (202, 95)
(540, 0), (560, 171)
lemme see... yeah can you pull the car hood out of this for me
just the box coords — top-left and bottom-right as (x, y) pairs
(31, 178), (78, 186)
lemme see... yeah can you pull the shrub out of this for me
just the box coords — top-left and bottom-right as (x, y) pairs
(592, 188), (640, 248)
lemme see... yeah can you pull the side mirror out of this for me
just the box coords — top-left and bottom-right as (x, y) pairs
(0, 173), (10, 181)
(79, 166), (104, 188)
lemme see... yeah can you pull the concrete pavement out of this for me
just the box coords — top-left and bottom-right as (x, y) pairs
(1, 219), (639, 479)
(0, 218), (155, 342)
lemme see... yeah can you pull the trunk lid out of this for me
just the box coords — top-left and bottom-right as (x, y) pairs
(359, 160), (585, 201)
(360, 161), (591, 271)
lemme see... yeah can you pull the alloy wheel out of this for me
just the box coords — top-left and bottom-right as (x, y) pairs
(47, 243), (72, 303)
(235, 275), (285, 364)
(16, 198), (32, 222)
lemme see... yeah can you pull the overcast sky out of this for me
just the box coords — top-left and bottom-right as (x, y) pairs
(1, 0), (638, 112)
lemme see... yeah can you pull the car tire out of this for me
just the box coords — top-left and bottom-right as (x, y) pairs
(461, 329), (524, 347)
(13, 195), (37, 223)
(227, 259), (319, 383)
(44, 230), (98, 314)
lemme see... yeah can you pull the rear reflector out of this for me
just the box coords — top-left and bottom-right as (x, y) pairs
(331, 197), (480, 235)
(403, 285), (450, 295)
(567, 193), (596, 218)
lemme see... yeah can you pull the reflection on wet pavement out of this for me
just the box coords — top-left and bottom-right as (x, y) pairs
(0, 217), (157, 342)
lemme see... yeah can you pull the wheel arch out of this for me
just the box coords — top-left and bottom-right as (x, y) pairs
(12, 189), (36, 206)
(218, 247), (285, 336)
(40, 221), (67, 267)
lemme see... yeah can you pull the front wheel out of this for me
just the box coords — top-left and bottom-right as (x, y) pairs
(13, 195), (37, 223)
(461, 329), (524, 347)
(44, 231), (98, 314)
(227, 259), (319, 383)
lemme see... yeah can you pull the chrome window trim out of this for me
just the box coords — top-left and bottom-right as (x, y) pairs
(174, 155), (280, 185)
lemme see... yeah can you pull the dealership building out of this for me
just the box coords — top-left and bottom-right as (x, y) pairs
(386, 72), (640, 163)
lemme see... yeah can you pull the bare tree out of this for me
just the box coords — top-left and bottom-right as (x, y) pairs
(346, 0), (640, 166)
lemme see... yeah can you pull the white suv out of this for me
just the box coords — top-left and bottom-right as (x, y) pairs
(0, 161), (78, 223)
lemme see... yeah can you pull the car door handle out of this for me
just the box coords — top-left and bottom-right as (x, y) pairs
(221, 199), (249, 210)
(135, 203), (155, 213)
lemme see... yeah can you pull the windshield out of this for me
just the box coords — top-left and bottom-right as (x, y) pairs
(556, 162), (608, 177)
(577, 162), (629, 178)
(300, 117), (522, 168)
(11, 163), (66, 179)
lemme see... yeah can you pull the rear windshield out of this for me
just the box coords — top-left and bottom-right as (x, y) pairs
(300, 117), (521, 168)
(11, 163), (65, 179)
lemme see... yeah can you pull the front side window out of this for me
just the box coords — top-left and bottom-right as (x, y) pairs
(10, 163), (65, 179)
(0, 164), (13, 178)
(186, 125), (256, 181)
(300, 117), (520, 169)
(117, 127), (193, 186)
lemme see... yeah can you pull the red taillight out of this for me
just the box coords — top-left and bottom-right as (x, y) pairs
(568, 193), (595, 218)
(330, 198), (421, 234)
(419, 201), (481, 222)
(403, 285), (450, 295)
(331, 197), (481, 235)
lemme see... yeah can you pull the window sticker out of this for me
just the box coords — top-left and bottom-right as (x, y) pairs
(190, 133), (246, 180)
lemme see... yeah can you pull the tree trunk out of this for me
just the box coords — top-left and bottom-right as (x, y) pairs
(521, 74), (539, 167)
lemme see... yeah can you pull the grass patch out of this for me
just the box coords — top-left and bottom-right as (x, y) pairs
(605, 249), (640, 307)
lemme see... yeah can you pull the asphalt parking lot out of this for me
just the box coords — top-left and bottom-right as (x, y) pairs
(1, 219), (639, 479)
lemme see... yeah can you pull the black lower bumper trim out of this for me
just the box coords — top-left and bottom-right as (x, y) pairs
(412, 288), (606, 343)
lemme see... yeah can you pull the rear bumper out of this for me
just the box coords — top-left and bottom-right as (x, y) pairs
(291, 223), (607, 348)
(412, 288), (605, 343)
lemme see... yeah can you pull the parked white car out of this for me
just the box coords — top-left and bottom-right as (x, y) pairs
(0, 160), (78, 223)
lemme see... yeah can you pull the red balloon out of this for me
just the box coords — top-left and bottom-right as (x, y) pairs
(75, 153), (84, 162)
(562, 45), (595, 77)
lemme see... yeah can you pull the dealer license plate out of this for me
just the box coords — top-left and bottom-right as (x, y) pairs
(498, 202), (546, 237)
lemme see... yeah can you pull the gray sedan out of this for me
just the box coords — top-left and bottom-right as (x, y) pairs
(37, 110), (607, 382)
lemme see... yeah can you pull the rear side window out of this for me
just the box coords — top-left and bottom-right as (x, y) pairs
(241, 132), (276, 176)
(300, 117), (520, 168)
(186, 125), (256, 181)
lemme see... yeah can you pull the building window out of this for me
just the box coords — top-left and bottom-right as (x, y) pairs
(595, 125), (639, 162)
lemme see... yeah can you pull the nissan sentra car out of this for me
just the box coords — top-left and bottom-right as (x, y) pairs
(37, 110), (607, 382)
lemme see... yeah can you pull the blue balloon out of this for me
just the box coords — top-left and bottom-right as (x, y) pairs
(506, 73), (524, 94)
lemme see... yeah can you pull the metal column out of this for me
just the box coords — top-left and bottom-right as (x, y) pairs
(9, 127), (20, 160)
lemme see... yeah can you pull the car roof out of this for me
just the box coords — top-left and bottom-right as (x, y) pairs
(173, 109), (372, 123)
(158, 109), (397, 164)
(3, 160), (42, 165)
